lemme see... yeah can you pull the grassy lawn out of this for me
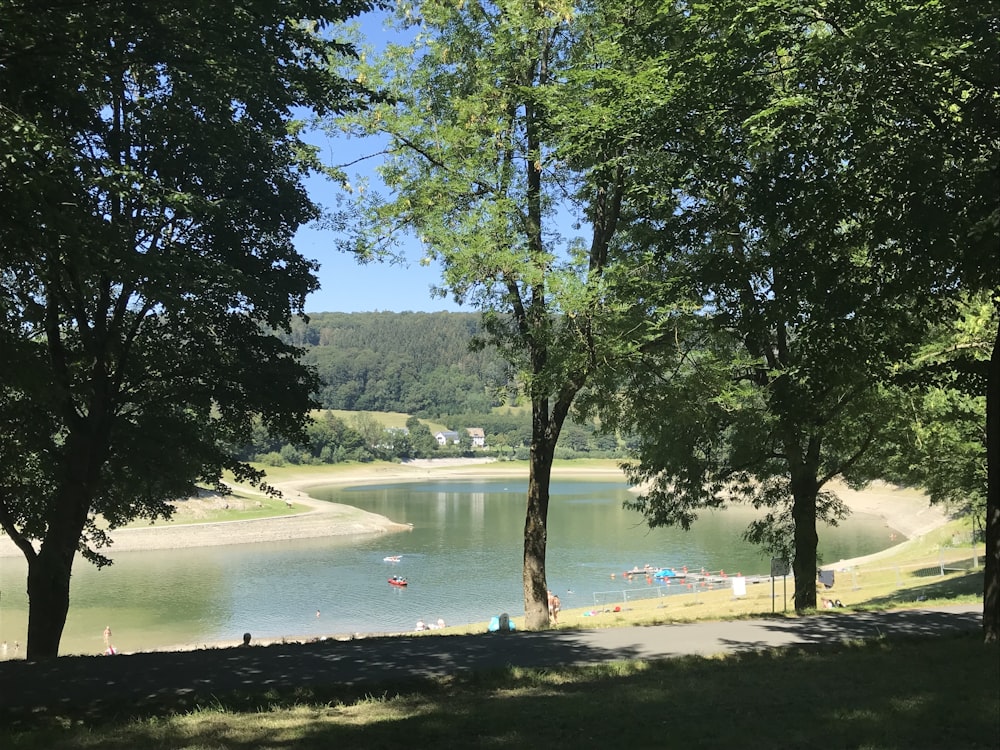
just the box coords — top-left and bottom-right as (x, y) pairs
(4, 633), (996, 749)
(120, 489), (303, 528)
(316, 409), (451, 434)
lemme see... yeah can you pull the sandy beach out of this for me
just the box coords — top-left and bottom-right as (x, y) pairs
(0, 459), (951, 561)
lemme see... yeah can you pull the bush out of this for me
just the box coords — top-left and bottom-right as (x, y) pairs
(279, 444), (303, 465)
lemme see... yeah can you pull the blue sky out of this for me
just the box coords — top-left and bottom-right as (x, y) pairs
(294, 172), (464, 315)
(297, 235), (461, 315)
(294, 11), (467, 315)
(295, 126), (467, 315)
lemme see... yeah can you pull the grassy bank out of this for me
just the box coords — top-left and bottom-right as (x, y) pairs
(542, 518), (985, 633)
(5, 633), (996, 749)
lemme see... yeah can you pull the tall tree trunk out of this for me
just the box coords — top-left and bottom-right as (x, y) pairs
(24, 431), (100, 659)
(984, 308), (999, 642)
(790, 469), (819, 611)
(25, 484), (89, 659)
(523, 399), (556, 630)
(25, 542), (76, 660)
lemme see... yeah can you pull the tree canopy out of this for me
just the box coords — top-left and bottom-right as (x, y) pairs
(0, 0), (374, 658)
(886, 296), (996, 525)
(330, 0), (658, 628)
(582, 0), (998, 619)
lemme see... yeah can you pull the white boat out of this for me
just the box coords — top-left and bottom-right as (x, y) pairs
(383, 555), (402, 563)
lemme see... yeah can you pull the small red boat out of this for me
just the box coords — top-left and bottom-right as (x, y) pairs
(388, 576), (408, 587)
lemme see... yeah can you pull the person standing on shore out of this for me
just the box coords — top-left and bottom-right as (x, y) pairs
(547, 591), (560, 624)
(103, 625), (112, 647)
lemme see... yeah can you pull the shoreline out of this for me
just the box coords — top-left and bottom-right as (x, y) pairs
(0, 460), (955, 656)
(0, 460), (950, 563)
(136, 471), (956, 655)
(0, 459), (503, 558)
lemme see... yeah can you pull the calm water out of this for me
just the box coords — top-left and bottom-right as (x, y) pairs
(0, 478), (893, 656)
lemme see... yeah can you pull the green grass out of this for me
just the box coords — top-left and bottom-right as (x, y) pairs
(4, 635), (996, 749)
(316, 409), (450, 434)
(120, 489), (303, 528)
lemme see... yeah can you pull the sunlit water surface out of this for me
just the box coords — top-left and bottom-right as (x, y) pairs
(0, 478), (893, 656)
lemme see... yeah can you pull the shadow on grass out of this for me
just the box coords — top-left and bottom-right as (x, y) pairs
(0, 604), (985, 735)
(3, 634), (997, 750)
(860, 570), (982, 608)
(910, 554), (983, 578)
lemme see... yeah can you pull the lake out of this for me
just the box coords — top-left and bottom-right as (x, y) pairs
(0, 477), (893, 657)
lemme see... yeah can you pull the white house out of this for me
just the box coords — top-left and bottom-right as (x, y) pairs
(466, 427), (486, 448)
(434, 430), (460, 446)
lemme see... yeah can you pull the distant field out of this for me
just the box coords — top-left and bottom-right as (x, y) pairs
(312, 409), (449, 434)
(491, 404), (529, 415)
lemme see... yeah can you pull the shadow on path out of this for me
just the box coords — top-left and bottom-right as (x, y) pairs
(0, 604), (980, 724)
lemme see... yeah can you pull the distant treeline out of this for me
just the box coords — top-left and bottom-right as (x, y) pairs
(246, 312), (624, 465)
(241, 408), (625, 467)
(281, 312), (511, 415)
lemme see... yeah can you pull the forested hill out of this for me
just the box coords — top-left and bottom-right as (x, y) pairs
(281, 312), (510, 416)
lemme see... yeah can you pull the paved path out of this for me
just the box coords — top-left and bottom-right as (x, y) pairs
(0, 605), (981, 722)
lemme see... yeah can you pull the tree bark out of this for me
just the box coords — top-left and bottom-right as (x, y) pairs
(790, 469), (819, 611)
(523, 399), (556, 630)
(24, 479), (91, 659)
(25, 543), (76, 660)
(23, 429), (101, 659)
(983, 307), (999, 642)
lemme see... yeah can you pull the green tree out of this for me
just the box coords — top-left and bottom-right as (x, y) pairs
(0, 0), (372, 658)
(807, 0), (999, 641)
(711, 0), (1000, 636)
(885, 297), (996, 524)
(352, 412), (388, 459)
(332, 0), (645, 627)
(406, 415), (440, 456)
(591, 0), (950, 611)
